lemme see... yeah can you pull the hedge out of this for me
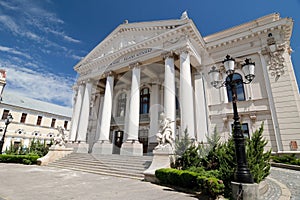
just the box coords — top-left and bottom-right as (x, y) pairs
(155, 168), (224, 197)
(0, 154), (40, 165)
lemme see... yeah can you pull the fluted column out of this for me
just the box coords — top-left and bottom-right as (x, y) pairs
(77, 80), (93, 142)
(163, 52), (176, 140)
(99, 72), (115, 141)
(92, 72), (115, 154)
(95, 93), (104, 141)
(149, 80), (160, 143)
(69, 83), (85, 142)
(121, 62), (143, 156)
(126, 64), (141, 141)
(179, 49), (195, 139)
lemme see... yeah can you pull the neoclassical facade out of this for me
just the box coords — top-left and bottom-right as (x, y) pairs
(69, 13), (300, 155)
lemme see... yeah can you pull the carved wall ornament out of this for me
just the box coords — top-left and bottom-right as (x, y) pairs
(267, 43), (287, 80)
(263, 33), (288, 81)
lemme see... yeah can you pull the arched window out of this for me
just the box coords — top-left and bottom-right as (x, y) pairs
(140, 88), (150, 114)
(116, 93), (127, 117)
(226, 73), (245, 102)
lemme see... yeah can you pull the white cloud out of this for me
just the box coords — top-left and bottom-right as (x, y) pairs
(0, 45), (32, 59)
(3, 65), (75, 107)
(0, 15), (19, 34)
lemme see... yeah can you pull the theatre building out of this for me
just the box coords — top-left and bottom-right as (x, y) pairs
(69, 12), (300, 156)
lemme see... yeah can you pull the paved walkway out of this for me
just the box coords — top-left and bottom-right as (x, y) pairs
(0, 163), (299, 200)
(269, 167), (300, 200)
(0, 163), (201, 200)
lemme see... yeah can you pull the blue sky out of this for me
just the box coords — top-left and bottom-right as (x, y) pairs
(0, 0), (299, 108)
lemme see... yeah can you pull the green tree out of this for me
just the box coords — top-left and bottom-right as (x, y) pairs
(246, 123), (271, 183)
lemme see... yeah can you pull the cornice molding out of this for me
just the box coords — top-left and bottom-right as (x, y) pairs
(205, 17), (293, 52)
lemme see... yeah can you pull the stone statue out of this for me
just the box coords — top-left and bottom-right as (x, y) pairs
(54, 126), (66, 147)
(155, 112), (174, 149)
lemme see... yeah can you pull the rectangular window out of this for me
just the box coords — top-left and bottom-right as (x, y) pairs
(51, 118), (56, 128)
(231, 123), (250, 138)
(241, 123), (250, 138)
(64, 121), (68, 130)
(1, 109), (9, 120)
(20, 113), (27, 123)
(36, 116), (42, 126)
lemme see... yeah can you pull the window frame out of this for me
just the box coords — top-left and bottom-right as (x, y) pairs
(116, 92), (127, 117)
(1, 109), (9, 120)
(36, 116), (42, 126)
(226, 73), (246, 102)
(20, 113), (27, 123)
(51, 118), (56, 128)
(140, 87), (150, 114)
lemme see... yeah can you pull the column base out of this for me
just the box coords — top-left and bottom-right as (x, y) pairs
(120, 141), (143, 156)
(231, 182), (258, 200)
(74, 142), (89, 153)
(92, 141), (113, 155)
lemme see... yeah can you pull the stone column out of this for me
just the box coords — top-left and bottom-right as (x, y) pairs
(179, 49), (195, 139)
(163, 52), (176, 140)
(194, 73), (208, 143)
(69, 83), (85, 142)
(76, 80), (93, 153)
(121, 63), (143, 156)
(94, 93), (104, 141)
(149, 81), (160, 144)
(93, 72), (114, 154)
(77, 81), (92, 141)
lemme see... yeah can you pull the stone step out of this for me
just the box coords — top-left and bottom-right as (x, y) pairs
(50, 164), (143, 180)
(51, 159), (146, 172)
(48, 153), (153, 180)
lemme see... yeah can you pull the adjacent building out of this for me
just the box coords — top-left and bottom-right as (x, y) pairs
(70, 12), (300, 155)
(0, 71), (72, 152)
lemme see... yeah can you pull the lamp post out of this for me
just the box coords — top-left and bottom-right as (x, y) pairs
(0, 113), (13, 154)
(208, 55), (255, 183)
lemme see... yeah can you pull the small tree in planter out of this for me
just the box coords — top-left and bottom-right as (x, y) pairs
(246, 123), (271, 183)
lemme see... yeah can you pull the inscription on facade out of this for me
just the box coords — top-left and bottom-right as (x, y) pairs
(95, 48), (153, 72)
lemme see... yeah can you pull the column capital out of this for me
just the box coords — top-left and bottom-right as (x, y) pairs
(176, 45), (192, 55)
(161, 51), (175, 60)
(102, 70), (116, 78)
(129, 61), (141, 69)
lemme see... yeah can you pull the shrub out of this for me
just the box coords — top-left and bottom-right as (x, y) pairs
(155, 168), (224, 197)
(0, 154), (39, 165)
(272, 154), (300, 166)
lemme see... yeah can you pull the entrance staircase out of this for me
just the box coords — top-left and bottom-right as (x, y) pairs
(47, 153), (153, 180)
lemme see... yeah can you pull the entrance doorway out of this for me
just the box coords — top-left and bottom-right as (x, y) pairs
(113, 130), (124, 154)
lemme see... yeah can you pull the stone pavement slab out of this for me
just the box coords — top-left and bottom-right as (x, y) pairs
(270, 167), (300, 200)
(0, 163), (198, 200)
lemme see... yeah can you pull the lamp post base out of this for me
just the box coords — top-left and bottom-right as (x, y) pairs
(232, 182), (258, 200)
(234, 168), (254, 183)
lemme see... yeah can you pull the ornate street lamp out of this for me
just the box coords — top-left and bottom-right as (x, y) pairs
(208, 55), (255, 183)
(0, 113), (13, 154)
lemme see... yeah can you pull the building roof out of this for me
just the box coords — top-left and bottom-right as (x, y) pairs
(1, 91), (72, 118)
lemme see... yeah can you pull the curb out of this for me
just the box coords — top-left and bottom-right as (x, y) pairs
(267, 177), (291, 200)
(271, 162), (300, 171)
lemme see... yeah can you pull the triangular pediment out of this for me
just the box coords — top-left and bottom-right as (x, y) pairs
(75, 17), (204, 69)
